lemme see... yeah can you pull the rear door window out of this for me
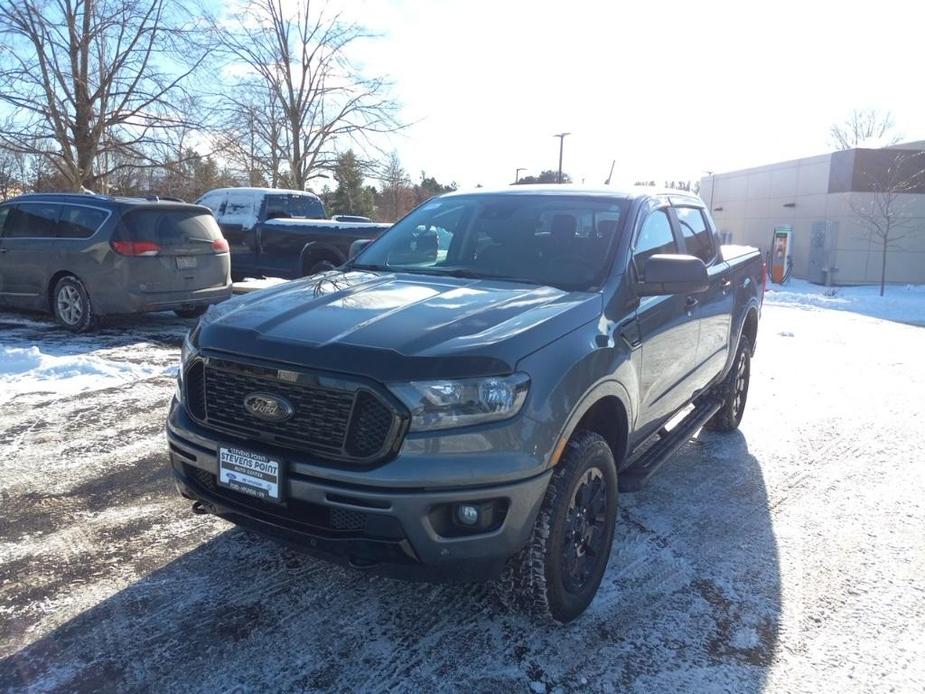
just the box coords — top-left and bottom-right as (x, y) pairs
(57, 205), (108, 239)
(633, 209), (678, 279)
(288, 195), (325, 219)
(223, 192), (255, 226)
(4, 203), (59, 238)
(674, 206), (715, 263)
(0, 206), (9, 236)
(119, 208), (224, 255)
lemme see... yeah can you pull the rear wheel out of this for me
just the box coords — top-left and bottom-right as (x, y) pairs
(174, 306), (208, 319)
(52, 275), (97, 332)
(704, 335), (751, 432)
(303, 258), (338, 277)
(495, 431), (618, 623)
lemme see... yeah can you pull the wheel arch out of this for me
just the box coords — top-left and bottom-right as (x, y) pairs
(550, 381), (632, 469)
(46, 269), (80, 311)
(299, 241), (346, 275)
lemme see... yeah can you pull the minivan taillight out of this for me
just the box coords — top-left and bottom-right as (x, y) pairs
(111, 240), (161, 256)
(211, 238), (230, 253)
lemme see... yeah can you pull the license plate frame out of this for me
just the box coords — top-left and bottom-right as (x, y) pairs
(176, 256), (198, 270)
(217, 447), (283, 503)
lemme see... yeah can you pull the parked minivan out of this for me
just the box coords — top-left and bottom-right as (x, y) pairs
(0, 193), (232, 331)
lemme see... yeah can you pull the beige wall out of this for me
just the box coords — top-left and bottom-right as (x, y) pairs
(700, 155), (925, 285)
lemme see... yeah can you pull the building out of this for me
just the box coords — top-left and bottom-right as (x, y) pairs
(699, 143), (925, 285)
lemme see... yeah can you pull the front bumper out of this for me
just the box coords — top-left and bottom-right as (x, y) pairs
(166, 399), (551, 579)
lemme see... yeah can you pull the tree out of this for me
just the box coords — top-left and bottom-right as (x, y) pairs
(330, 150), (375, 218)
(0, 0), (211, 191)
(376, 151), (414, 221)
(849, 150), (925, 296)
(217, 0), (403, 191)
(218, 81), (287, 187)
(830, 109), (901, 151)
(413, 171), (456, 205)
(515, 169), (572, 185)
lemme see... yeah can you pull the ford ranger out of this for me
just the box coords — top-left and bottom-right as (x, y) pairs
(196, 187), (390, 281)
(167, 185), (763, 622)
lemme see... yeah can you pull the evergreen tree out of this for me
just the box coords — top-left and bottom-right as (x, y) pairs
(331, 150), (375, 218)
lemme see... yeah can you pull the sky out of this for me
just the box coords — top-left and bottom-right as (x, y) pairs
(328, 0), (925, 190)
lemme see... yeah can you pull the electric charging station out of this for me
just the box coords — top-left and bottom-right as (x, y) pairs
(770, 226), (793, 284)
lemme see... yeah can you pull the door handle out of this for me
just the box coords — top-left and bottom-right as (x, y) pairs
(720, 279), (733, 291)
(685, 296), (699, 310)
(0, 247), (7, 254)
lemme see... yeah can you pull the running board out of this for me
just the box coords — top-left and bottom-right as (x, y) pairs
(619, 398), (723, 492)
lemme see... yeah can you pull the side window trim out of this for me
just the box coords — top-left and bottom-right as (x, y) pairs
(670, 205), (716, 265)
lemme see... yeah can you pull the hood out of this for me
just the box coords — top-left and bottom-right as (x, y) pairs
(198, 271), (601, 381)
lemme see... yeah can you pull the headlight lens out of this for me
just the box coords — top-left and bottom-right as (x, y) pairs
(177, 331), (197, 403)
(389, 373), (529, 432)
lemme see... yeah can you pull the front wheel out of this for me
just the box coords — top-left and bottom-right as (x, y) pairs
(304, 259), (337, 277)
(704, 335), (751, 432)
(495, 431), (618, 623)
(52, 275), (97, 332)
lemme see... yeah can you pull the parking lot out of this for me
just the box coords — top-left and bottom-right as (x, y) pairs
(1, 298), (924, 693)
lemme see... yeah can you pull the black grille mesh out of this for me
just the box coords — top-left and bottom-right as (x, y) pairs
(184, 358), (398, 462)
(346, 391), (395, 458)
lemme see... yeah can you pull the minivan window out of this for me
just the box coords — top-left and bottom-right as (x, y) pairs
(5, 203), (58, 238)
(57, 205), (107, 239)
(633, 209), (677, 279)
(118, 209), (224, 254)
(675, 206), (715, 263)
(353, 194), (627, 290)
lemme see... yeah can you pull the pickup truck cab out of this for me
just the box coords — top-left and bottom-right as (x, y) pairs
(168, 185), (763, 622)
(196, 187), (390, 281)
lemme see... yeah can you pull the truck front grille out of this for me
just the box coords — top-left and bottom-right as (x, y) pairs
(184, 356), (402, 464)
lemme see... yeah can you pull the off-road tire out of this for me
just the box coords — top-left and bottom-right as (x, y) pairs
(305, 259), (338, 276)
(52, 275), (97, 333)
(704, 335), (751, 432)
(494, 430), (618, 623)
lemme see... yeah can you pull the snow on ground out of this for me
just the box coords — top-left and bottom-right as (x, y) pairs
(765, 279), (925, 326)
(0, 344), (172, 404)
(0, 300), (924, 692)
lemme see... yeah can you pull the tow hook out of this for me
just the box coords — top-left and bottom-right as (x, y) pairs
(191, 500), (210, 515)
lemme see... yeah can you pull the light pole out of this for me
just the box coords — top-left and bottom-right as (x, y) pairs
(554, 132), (571, 183)
(515, 167), (526, 184)
(704, 170), (715, 211)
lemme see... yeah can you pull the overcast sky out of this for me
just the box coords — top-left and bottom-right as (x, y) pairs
(336, 0), (925, 189)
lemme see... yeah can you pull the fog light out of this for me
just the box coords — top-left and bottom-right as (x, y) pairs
(456, 504), (480, 526)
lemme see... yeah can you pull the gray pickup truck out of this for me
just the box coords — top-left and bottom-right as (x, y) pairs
(168, 185), (764, 622)
(196, 187), (390, 281)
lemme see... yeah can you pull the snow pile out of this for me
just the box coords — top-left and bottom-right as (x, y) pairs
(0, 345), (169, 403)
(764, 280), (925, 326)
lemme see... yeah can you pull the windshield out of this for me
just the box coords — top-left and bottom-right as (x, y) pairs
(352, 194), (627, 290)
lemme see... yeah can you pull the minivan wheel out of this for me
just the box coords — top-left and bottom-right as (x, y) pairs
(52, 276), (97, 332)
(494, 431), (618, 623)
(174, 306), (208, 319)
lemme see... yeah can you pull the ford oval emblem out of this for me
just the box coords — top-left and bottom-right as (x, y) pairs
(243, 392), (294, 423)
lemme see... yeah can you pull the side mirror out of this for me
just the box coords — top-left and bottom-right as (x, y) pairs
(637, 254), (709, 296)
(349, 238), (372, 258)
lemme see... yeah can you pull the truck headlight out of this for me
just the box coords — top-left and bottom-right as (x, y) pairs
(176, 331), (197, 402)
(389, 373), (529, 432)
